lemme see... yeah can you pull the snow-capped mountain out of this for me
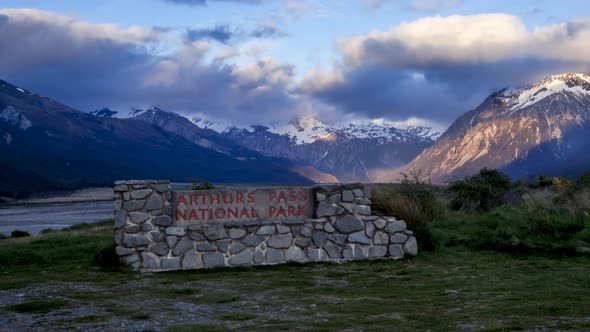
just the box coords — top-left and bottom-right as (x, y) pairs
(222, 117), (436, 182)
(377, 73), (590, 183)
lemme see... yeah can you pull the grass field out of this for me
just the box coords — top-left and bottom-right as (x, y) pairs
(1, 220), (589, 331)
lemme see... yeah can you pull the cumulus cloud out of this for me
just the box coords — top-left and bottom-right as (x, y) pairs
(303, 14), (590, 126)
(0, 8), (297, 125)
(186, 25), (233, 43)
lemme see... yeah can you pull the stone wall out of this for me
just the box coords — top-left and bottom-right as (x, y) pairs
(114, 180), (417, 272)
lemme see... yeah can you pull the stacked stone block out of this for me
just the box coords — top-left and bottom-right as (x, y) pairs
(114, 181), (418, 272)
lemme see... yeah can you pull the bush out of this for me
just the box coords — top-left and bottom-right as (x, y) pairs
(11, 230), (31, 238)
(191, 179), (215, 191)
(373, 168), (440, 250)
(93, 243), (121, 270)
(448, 168), (512, 212)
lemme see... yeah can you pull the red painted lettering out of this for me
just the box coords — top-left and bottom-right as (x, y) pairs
(222, 192), (233, 204)
(176, 209), (187, 221)
(289, 190), (297, 202)
(288, 205), (295, 216)
(240, 207), (250, 218)
(215, 208), (226, 219)
(269, 206), (277, 217)
(189, 194), (198, 205)
(298, 205), (306, 216)
(199, 208), (208, 220)
(247, 192), (255, 203)
(236, 192), (244, 203)
(269, 191), (277, 202)
(177, 194), (187, 206)
(210, 193), (220, 204)
(277, 191), (286, 202)
(189, 209), (199, 220)
(277, 206), (286, 217)
(299, 191), (307, 201)
(228, 207), (238, 219)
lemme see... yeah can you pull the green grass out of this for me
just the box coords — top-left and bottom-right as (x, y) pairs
(1, 218), (590, 331)
(5, 300), (67, 314)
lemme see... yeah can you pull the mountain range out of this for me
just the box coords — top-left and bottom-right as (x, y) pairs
(2, 72), (589, 196)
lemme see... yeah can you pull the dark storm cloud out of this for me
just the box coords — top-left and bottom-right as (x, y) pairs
(186, 25), (233, 43)
(0, 9), (297, 125)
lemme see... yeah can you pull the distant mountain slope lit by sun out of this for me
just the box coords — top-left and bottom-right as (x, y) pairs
(377, 73), (590, 183)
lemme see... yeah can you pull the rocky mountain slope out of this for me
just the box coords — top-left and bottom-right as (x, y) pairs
(377, 73), (590, 183)
(221, 117), (436, 182)
(0, 80), (311, 196)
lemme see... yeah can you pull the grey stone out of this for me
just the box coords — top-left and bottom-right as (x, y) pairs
(316, 184), (340, 193)
(230, 242), (246, 255)
(266, 248), (283, 263)
(277, 224), (291, 234)
(361, 216), (379, 221)
(115, 229), (124, 244)
(356, 198), (372, 205)
(122, 254), (140, 265)
(323, 223), (335, 233)
(151, 184), (170, 193)
(125, 225), (139, 234)
(339, 202), (355, 213)
(354, 245), (366, 259)
(316, 192), (326, 201)
(150, 242), (170, 256)
(166, 236), (178, 248)
(144, 194), (163, 211)
(312, 231), (328, 247)
(334, 215), (364, 233)
(348, 231), (371, 244)
(374, 218), (387, 229)
(228, 250), (252, 266)
(343, 245), (354, 260)
(131, 189), (152, 200)
(114, 180), (126, 185)
(189, 232), (206, 241)
(182, 250), (202, 269)
(356, 205), (371, 215)
(123, 192), (130, 201)
(202, 253), (225, 267)
(229, 228), (247, 239)
(328, 234), (347, 245)
(403, 236), (418, 256)
(166, 227), (185, 236)
(374, 231), (389, 245)
(327, 194), (342, 203)
(141, 223), (154, 232)
(114, 185), (128, 192)
(253, 249), (265, 264)
(123, 235), (151, 248)
(129, 212), (150, 224)
(391, 233), (408, 244)
(405, 230), (414, 235)
(308, 248), (328, 261)
(324, 243), (342, 259)
(385, 220), (407, 234)
(114, 199), (122, 210)
(217, 239), (231, 253)
(150, 232), (165, 242)
(123, 200), (145, 211)
(204, 225), (228, 240)
(161, 257), (180, 270)
(195, 242), (217, 252)
(115, 247), (135, 256)
(316, 202), (345, 218)
(172, 237), (194, 256)
(285, 247), (307, 263)
(352, 189), (364, 198)
(115, 211), (127, 229)
(267, 233), (293, 249)
(141, 252), (160, 270)
(257, 225), (276, 235)
(132, 184), (147, 190)
(389, 244), (404, 259)
(295, 237), (312, 247)
(342, 190), (354, 202)
(300, 225), (313, 237)
(314, 223), (324, 229)
(368, 245), (387, 258)
(243, 235), (264, 247)
(365, 222), (375, 238)
(188, 224), (202, 231)
(154, 215), (172, 227)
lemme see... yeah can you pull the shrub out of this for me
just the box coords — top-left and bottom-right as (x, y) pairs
(11, 230), (31, 238)
(373, 168), (440, 250)
(93, 243), (121, 270)
(448, 168), (512, 212)
(191, 179), (215, 191)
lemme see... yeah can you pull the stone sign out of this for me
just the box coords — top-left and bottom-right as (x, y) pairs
(172, 188), (315, 224)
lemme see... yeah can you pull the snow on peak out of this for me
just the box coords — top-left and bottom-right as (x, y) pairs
(497, 73), (590, 111)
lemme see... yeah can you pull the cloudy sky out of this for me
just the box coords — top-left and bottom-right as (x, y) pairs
(1, 0), (590, 131)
